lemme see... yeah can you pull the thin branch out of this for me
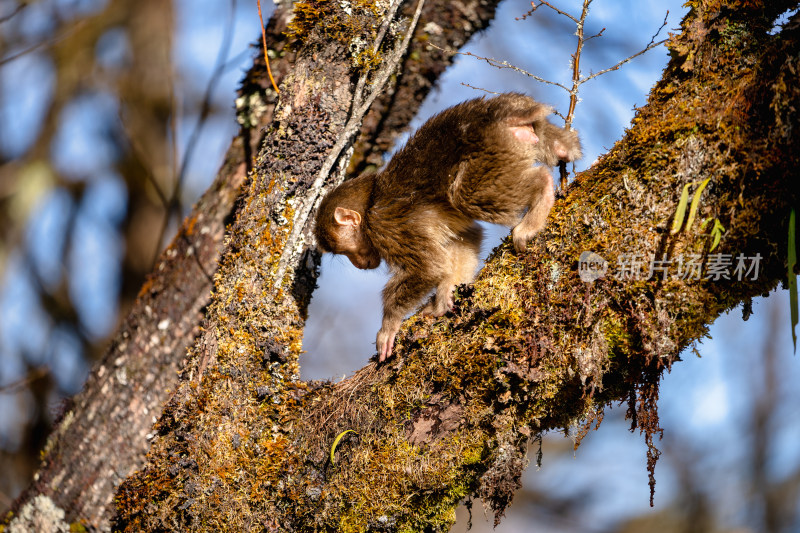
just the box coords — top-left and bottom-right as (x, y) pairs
(460, 83), (500, 95)
(222, 48), (252, 73)
(514, 1), (669, 189)
(352, 0), (406, 110)
(258, 0), (280, 94)
(353, 0), (425, 119)
(117, 115), (170, 208)
(581, 38), (668, 83)
(648, 10), (670, 48)
(0, 366), (49, 393)
(430, 44), (570, 92)
(371, 0), (403, 56)
(167, 30), (180, 262)
(0, 21), (83, 66)
(585, 27), (606, 42)
(550, 108), (567, 122)
(565, 0), (591, 130)
(582, 10), (668, 84)
(459, 82), (566, 122)
(518, 0), (578, 23)
(557, 0), (591, 188)
(175, 0), (237, 196)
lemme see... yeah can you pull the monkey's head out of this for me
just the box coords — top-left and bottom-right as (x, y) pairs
(314, 174), (381, 270)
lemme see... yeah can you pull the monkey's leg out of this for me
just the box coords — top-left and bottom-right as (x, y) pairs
(378, 270), (439, 361)
(422, 223), (483, 316)
(512, 166), (554, 252)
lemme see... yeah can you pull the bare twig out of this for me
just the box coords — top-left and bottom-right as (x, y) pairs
(515, 2), (670, 189)
(582, 38), (668, 83)
(117, 118), (170, 207)
(550, 108), (567, 122)
(430, 44), (570, 92)
(352, 0), (406, 109)
(585, 27), (606, 42)
(564, 0), (592, 130)
(258, 0), (280, 94)
(460, 83), (500, 95)
(583, 11), (668, 83)
(555, 0), (592, 188)
(167, 25), (180, 255)
(0, 21), (84, 66)
(460, 81), (567, 122)
(518, 0), (578, 23)
(648, 10), (670, 48)
(0, 366), (49, 393)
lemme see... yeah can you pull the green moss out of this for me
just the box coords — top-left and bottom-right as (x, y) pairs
(286, 0), (387, 71)
(115, 1), (800, 529)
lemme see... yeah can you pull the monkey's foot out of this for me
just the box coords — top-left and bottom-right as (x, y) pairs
(512, 225), (535, 253)
(421, 293), (454, 317)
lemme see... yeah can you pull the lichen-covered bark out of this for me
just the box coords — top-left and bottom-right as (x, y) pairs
(285, 3), (799, 527)
(6, 0), (504, 530)
(115, 1), (800, 531)
(347, 0), (502, 175)
(5, 123), (248, 533)
(111, 0), (493, 530)
(9, 0), (790, 531)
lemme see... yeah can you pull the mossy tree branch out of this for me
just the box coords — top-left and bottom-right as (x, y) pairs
(49, 0), (796, 532)
(6, 0), (506, 531)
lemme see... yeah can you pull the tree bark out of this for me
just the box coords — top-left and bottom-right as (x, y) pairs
(112, 1), (800, 531)
(6, 0), (503, 531)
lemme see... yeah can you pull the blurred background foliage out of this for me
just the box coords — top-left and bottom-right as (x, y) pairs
(0, 1), (797, 531)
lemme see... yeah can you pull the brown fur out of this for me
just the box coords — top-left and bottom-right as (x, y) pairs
(314, 93), (582, 360)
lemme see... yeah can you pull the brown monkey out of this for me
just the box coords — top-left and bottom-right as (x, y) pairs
(315, 93), (581, 361)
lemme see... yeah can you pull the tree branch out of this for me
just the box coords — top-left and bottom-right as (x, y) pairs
(6, 0), (508, 531)
(112, 1), (799, 531)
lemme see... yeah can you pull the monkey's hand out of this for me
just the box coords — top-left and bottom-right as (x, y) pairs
(376, 326), (398, 362)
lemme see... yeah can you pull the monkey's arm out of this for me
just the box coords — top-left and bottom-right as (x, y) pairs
(377, 269), (439, 361)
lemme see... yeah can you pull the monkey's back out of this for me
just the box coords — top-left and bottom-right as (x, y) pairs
(370, 94), (547, 221)
(365, 93), (550, 269)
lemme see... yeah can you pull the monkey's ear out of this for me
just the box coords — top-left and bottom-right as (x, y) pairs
(333, 207), (362, 227)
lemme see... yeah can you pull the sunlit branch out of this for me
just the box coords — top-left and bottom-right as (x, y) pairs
(518, 0), (579, 23)
(430, 44), (570, 92)
(459, 82), (500, 94)
(258, 0), (280, 94)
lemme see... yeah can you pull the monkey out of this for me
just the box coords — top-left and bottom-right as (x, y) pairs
(314, 93), (581, 361)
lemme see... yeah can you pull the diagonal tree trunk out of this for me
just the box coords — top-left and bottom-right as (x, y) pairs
(112, 1), (800, 531)
(5, 0), (504, 531)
